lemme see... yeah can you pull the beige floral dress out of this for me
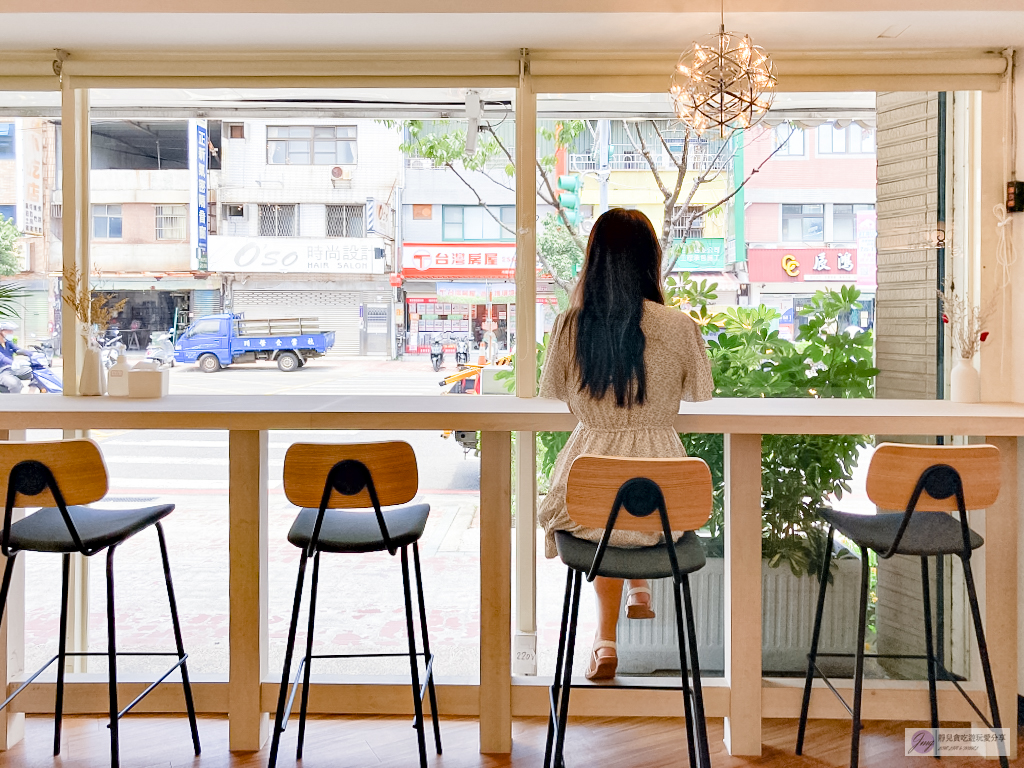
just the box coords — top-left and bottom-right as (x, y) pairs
(537, 300), (715, 558)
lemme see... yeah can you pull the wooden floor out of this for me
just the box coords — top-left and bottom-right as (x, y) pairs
(0, 715), (1021, 767)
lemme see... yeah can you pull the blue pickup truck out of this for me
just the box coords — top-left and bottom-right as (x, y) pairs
(174, 314), (336, 373)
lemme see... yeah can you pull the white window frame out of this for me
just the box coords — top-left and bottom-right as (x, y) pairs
(155, 204), (187, 240)
(266, 125), (358, 166)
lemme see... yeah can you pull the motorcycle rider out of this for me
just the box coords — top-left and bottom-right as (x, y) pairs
(0, 321), (24, 394)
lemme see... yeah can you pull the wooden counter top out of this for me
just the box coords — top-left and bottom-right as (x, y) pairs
(3, 395), (1024, 435)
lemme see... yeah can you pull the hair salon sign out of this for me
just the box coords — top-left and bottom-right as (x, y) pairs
(208, 235), (386, 274)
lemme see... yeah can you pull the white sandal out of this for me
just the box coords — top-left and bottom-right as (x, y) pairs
(625, 585), (656, 620)
(585, 639), (618, 680)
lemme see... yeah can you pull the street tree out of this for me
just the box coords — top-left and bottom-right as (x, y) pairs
(0, 216), (22, 276)
(395, 116), (795, 289)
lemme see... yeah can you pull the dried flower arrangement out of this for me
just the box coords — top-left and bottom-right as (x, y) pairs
(937, 283), (991, 360)
(62, 265), (128, 338)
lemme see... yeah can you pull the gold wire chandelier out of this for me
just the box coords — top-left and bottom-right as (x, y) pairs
(670, 2), (777, 137)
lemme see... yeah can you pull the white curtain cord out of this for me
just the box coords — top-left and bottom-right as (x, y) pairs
(994, 203), (1017, 375)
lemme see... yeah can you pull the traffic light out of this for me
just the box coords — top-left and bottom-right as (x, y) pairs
(557, 175), (583, 227)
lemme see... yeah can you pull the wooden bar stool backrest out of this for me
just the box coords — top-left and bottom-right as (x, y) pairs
(0, 438), (108, 509)
(0, 438), (108, 556)
(566, 455), (713, 533)
(283, 441), (418, 509)
(866, 443), (1000, 512)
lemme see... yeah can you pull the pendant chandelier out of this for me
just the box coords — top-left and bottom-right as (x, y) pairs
(670, 1), (777, 137)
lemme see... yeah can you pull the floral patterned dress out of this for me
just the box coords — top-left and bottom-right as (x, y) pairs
(537, 300), (714, 558)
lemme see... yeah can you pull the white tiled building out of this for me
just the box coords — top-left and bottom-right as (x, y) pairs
(211, 118), (403, 356)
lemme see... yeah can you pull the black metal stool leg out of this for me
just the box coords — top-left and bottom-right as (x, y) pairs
(961, 555), (1009, 768)
(671, 579), (698, 768)
(920, 556), (939, 734)
(155, 523), (200, 756)
(105, 545), (120, 768)
(54, 554), (70, 756)
(850, 546), (870, 768)
(412, 542), (442, 754)
(797, 525), (834, 755)
(269, 550), (309, 768)
(296, 550), (321, 759)
(553, 569), (582, 768)
(681, 574), (711, 768)
(544, 567), (574, 768)
(400, 546), (429, 768)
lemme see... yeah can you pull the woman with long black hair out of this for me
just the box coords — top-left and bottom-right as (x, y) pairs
(538, 208), (713, 680)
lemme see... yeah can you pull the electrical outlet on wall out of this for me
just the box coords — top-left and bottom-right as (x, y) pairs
(1007, 181), (1024, 213)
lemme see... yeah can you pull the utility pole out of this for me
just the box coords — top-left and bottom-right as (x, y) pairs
(596, 119), (610, 214)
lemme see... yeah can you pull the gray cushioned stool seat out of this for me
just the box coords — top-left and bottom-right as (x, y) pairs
(554, 529), (706, 580)
(9, 504), (175, 553)
(288, 503), (430, 554)
(820, 508), (983, 556)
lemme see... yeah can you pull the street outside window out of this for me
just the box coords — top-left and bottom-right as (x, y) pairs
(832, 203), (875, 242)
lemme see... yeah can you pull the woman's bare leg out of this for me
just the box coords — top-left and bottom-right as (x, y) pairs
(593, 577), (624, 642)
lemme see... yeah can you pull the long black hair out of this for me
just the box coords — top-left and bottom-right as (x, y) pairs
(567, 208), (664, 408)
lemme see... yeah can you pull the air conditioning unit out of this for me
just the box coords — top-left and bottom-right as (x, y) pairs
(331, 166), (353, 181)
(407, 158), (434, 170)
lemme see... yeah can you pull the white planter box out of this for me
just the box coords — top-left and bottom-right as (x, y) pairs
(616, 556), (863, 675)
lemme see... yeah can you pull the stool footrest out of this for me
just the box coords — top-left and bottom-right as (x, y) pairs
(0, 651), (189, 717)
(276, 650), (437, 736)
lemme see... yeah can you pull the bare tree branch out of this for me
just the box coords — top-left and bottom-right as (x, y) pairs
(622, 121), (670, 199)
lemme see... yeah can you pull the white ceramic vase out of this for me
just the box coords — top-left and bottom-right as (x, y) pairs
(79, 343), (107, 396)
(950, 356), (980, 403)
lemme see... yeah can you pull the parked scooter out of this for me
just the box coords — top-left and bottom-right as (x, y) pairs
(430, 335), (445, 372)
(455, 337), (469, 366)
(145, 329), (176, 367)
(100, 329), (123, 369)
(11, 346), (62, 393)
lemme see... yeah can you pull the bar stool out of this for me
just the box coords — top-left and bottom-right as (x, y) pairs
(796, 443), (1008, 768)
(269, 441), (441, 768)
(0, 439), (200, 768)
(546, 455), (713, 768)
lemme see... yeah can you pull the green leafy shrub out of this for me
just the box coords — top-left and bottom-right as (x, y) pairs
(669, 276), (878, 576)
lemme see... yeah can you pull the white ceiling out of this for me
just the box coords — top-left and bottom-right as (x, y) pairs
(0, 12), (1021, 53)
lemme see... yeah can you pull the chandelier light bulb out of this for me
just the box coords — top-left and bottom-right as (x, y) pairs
(670, 25), (778, 138)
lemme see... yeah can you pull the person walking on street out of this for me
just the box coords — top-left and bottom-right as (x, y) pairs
(0, 321), (24, 393)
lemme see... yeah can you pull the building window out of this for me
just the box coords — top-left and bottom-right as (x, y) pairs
(0, 205), (14, 225)
(93, 204), (123, 239)
(0, 124), (13, 161)
(259, 204), (297, 237)
(670, 206), (705, 241)
(442, 205), (515, 241)
(832, 204), (875, 242)
(326, 204), (364, 238)
(817, 123), (876, 155)
(224, 204), (244, 219)
(782, 204), (824, 242)
(155, 205), (187, 240)
(772, 124), (805, 156)
(266, 126), (357, 166)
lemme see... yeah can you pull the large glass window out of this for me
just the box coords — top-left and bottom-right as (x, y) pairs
(267, 125), (357, 165)
(93, 204), (122, 239)
(442, 205), (515, 241)
(773, 124), (805, 156)
(782, 204), (824, 241)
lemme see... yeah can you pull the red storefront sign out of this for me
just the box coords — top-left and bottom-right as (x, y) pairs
(401, 242), (516, 278)
(747, 248), (858, 282)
